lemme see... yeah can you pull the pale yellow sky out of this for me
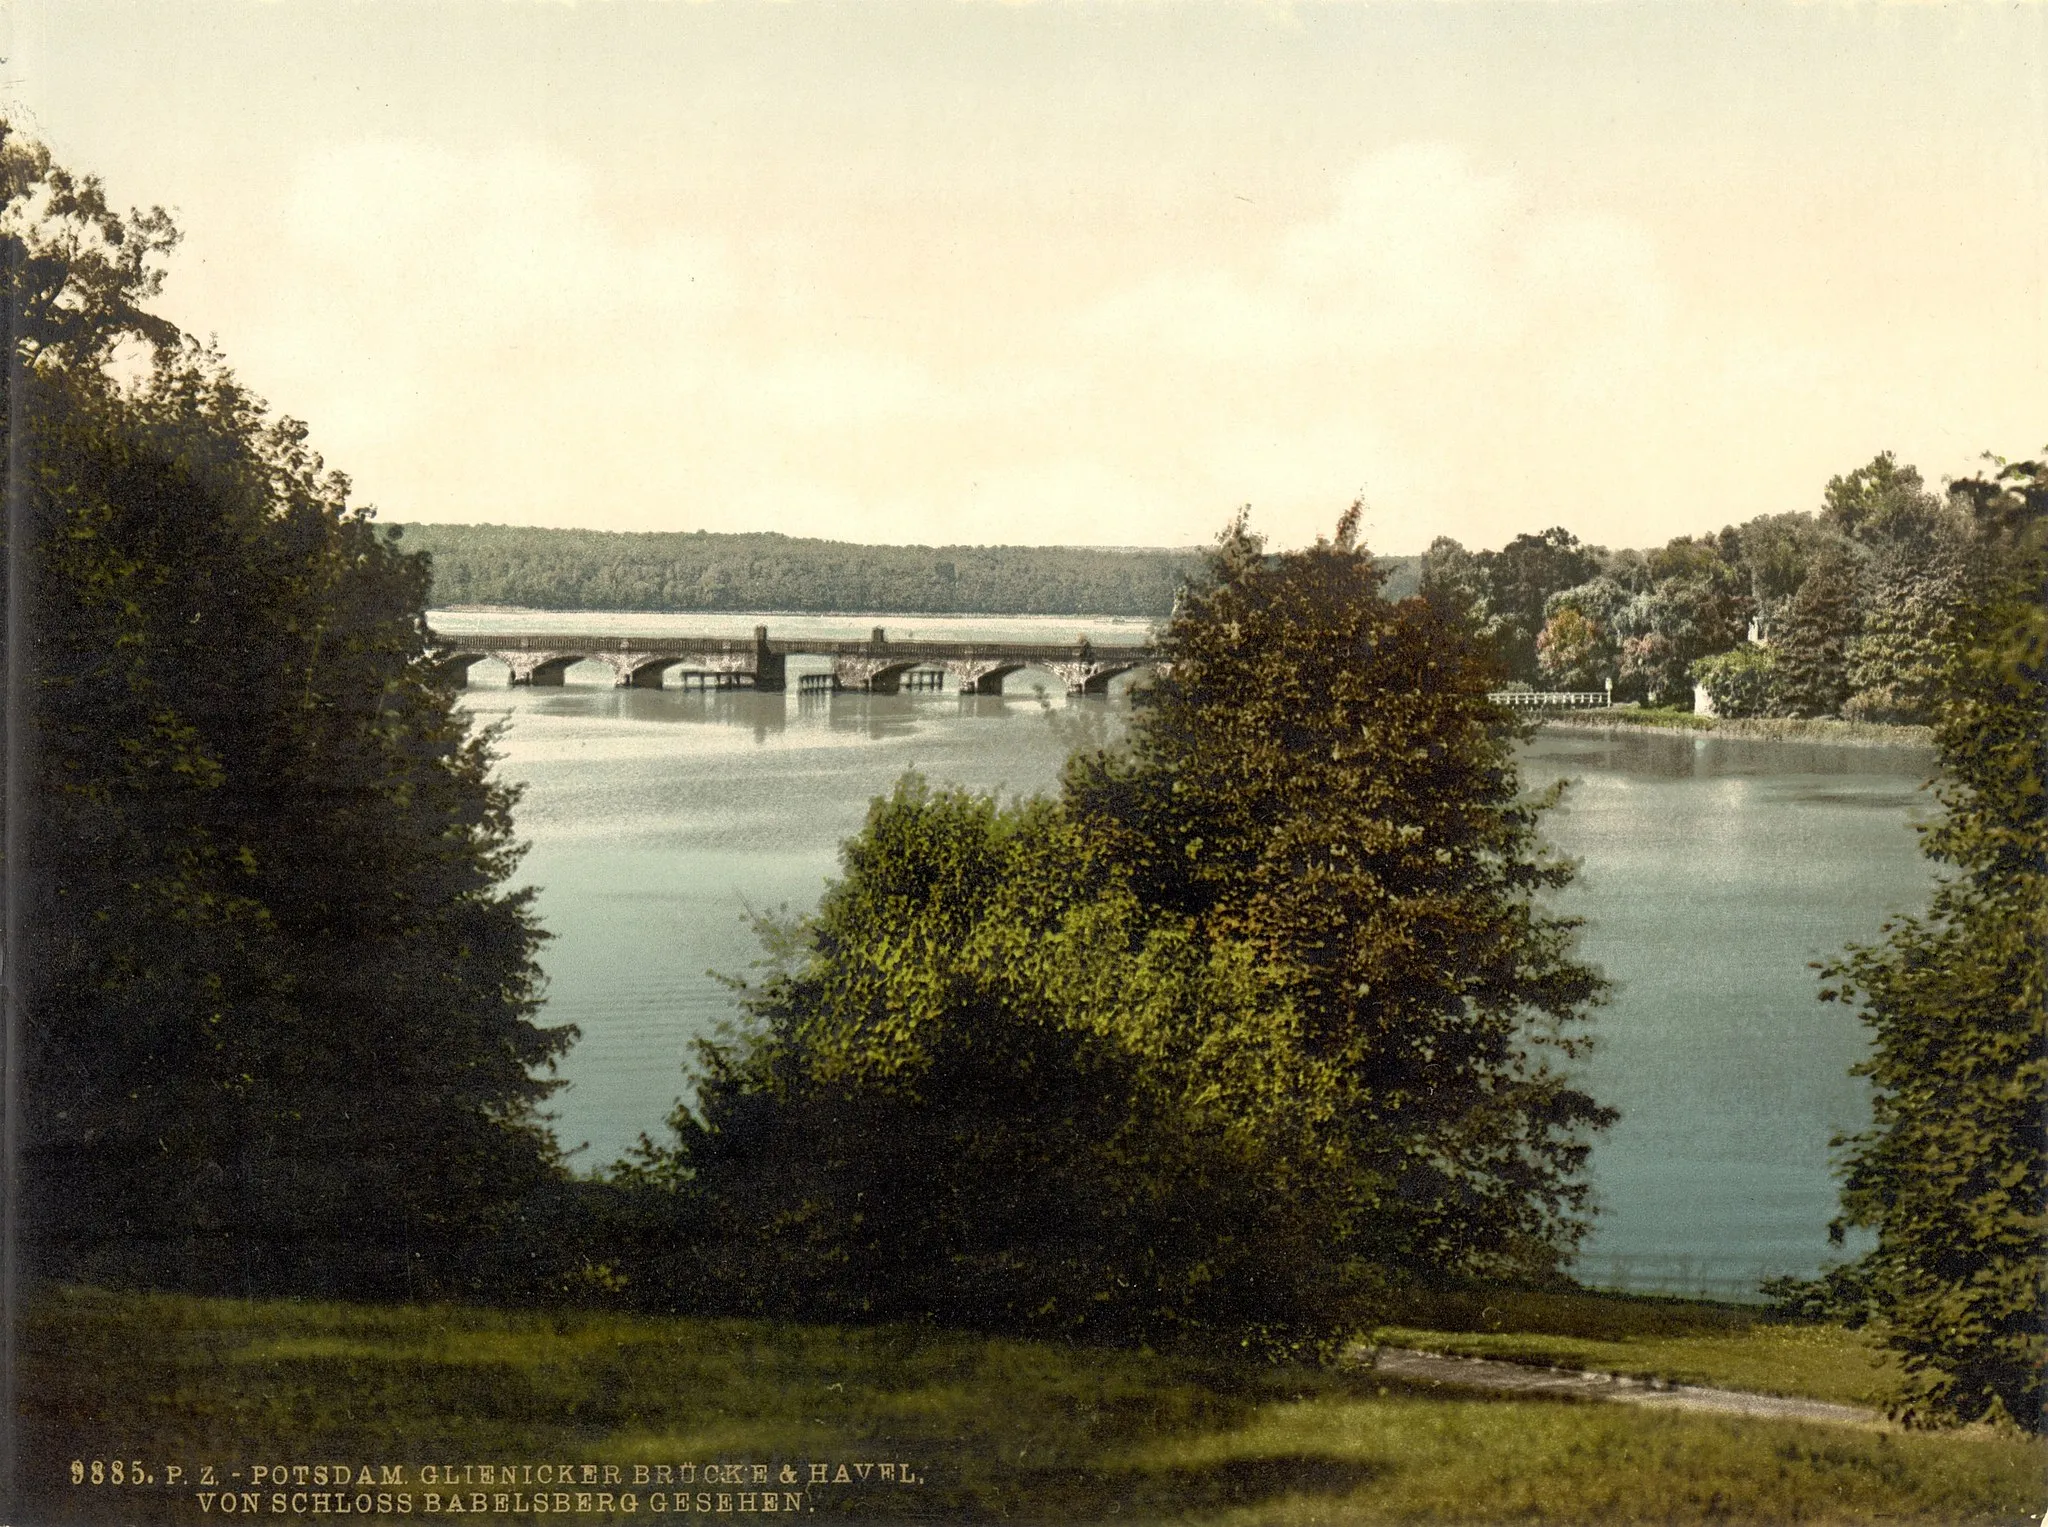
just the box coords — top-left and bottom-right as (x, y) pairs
(11, 2), (2045, 552)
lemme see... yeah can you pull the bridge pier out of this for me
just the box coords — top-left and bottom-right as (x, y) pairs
(1048, 660), (1140, 695)
(753, 626), (786, 692)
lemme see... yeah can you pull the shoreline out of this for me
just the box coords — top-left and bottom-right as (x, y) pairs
(1540, 713), (1936, 751)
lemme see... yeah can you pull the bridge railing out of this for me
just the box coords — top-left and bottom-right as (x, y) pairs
(1488, 690), (1611, 710)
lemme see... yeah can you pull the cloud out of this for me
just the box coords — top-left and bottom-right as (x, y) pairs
(222, 136), (1843, 552)
(231, 138), (987, 531)
(1055, 143), (1839, 548)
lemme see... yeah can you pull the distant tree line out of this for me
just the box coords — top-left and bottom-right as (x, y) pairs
(1421, 455), (1988, 724)
(398, 522), (1214, 616)
(397, 521), (1421, 619)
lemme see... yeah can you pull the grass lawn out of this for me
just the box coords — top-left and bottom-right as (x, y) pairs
(19, 1283), (2045, 1525)
(1372, 1287), (1900, 1408)
(1541, 711), (1934, 747)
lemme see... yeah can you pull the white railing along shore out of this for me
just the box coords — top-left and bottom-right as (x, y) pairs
(1488, 690), (1611, 710)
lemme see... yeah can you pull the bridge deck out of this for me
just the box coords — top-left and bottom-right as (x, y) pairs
(428, 630), (1154, 661)
(427, 627), (1157, 693)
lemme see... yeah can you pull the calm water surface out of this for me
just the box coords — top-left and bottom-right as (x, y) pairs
(443, 612), (1938, 1288)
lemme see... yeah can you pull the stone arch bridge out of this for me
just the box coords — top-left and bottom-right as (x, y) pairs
(429, 625), (1156, 696)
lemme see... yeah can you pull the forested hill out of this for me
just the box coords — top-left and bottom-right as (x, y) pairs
(396, 522), (1421, 615)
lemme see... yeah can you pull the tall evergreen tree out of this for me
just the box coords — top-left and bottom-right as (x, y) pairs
(4, 122), (572, 1295)
(1770, 540), (1862, 717)
(1066, 507), (1613, 1279)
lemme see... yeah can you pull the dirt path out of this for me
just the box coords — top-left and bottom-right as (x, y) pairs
(1358, 1346), (1883, 1426)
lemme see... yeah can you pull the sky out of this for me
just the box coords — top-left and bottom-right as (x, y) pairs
(8, 2), (2045, 554)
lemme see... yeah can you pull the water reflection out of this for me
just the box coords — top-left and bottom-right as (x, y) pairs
(1535, 723), (1936, 781)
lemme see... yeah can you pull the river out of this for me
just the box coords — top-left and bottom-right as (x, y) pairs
(437, 610), (1938, 1297)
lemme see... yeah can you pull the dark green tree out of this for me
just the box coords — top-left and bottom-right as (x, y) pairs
(1844, 519), (1981, 726)
(5, 123), (573, 1296)
(1417, 534), (1486, 623)
(1820, 455), (2046, 1429)
(1475, 527), (1602, 683)
(1065, 506), (1613, 1281)
(1822, 451), (1945, 550)
(1770, 540), (1862, 717)
(1735, 511), (1835, 641)
(642, 508), (1613, 1352)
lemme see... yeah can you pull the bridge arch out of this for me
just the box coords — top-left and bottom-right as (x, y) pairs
(430, 650), (492, 687)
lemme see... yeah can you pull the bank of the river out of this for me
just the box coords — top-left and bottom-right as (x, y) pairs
(22, 1284), (2044, 1526)
(1543, 711), (1936, 750)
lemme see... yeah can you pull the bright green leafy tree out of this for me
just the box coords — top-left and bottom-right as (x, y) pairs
(649, 781), (1361, 1353)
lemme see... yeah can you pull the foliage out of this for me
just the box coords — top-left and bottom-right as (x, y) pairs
(636, 509), (1612, 1354)
(652, 779), (1363, 1354)
(1844, 533), (1978, 725)
(0, 125), (181, 376)
(1770, 541), (1862, 718)
(1692, 644), (1779, 719)
(1473, 527), (1601, 682)
(1438, 453), (1990, 723)
(1608, 549), (1750, 707)
(1823, 451), (1947, 549)
(1417, 533), (1486, 620)
(1819, 454), (2047, 1429)
(1063, 507), (1613, 1282)
(1735, 511), (1838, 639)
(1535, 606), (1612, 692)
(3, 122), (572, 1296)
(403, 520), (1236, 618)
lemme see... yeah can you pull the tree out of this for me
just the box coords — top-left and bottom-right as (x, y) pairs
(1735, 511), (1835, 641)
(1818, 456), (2046, 1429)
(1691, 644), (1778, 718)
(1475, 527), (1602, 683)
(1822, 451), (1945, 551)
(1535, 607), (1610, 692)
(654, 780), (1363, 1354)
(1065, 507), (1613, 1282)
(1417, 534), (1486, 622)
(1844, 520), (1981, 725)
(644, 508), (1614, 1352)
(1770, 541), (1862, 717)
(1538, 577), (1631, 692)
(5, 122), (572, 1296)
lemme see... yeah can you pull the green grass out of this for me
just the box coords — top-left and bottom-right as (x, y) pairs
(1371, 1287), (1900, 1408)
(20, 1283), (2045, 1525)
(1543, 710), (1935, 747)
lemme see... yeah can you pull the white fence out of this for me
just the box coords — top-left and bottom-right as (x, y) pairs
(1488, 690), (1611, 710)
